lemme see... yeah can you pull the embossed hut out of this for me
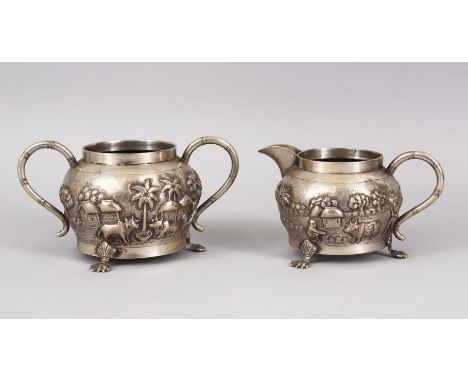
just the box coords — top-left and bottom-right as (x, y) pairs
(320, 206), (344, 228)
(158, 200), (183, 223)
(98, 200), (122, 224)
(79, 201), (100, 226)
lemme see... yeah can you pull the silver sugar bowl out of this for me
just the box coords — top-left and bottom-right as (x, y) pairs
(18, 137), (239, 272)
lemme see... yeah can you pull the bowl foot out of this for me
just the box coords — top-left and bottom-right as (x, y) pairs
(90, 241), (116, 273)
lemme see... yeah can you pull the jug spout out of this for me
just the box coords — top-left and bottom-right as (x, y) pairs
(258, 144), (300, 176)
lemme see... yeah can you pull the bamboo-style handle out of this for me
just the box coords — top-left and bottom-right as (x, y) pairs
(18, 141), (78, 237)
(387, 151), (444, 241)
(181, 137), (239, 232)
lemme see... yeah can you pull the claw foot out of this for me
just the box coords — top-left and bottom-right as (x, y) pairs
(90, 262), (111, 272)
(290, 259), (311, 269)
(290, 239), (318, 270)
(90, 241), (116, 273)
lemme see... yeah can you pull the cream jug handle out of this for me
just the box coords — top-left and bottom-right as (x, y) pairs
(181, 137), (239, 232)
(387, 151), (444, 241)
(18, 141), (78, 237)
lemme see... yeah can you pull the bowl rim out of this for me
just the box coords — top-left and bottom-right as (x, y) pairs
(82, 140), (177, 165)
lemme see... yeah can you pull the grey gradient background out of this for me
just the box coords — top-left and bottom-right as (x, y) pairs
(0, 63), (467, 318)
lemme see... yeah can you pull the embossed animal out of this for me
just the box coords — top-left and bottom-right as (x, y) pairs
(150, 216), (184, 239)
(344, 218), (382, 244)
(98, 216), (139, 244)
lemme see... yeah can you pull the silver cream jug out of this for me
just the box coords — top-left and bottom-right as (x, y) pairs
(259, 146), (444, 269)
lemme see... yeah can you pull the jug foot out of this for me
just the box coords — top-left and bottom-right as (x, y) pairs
(386, 235), (408, 259)
(90, 241), (117, 273)
(290, 239), (318, 269)
(186, 243), (207, 252)
(185, 233), (207, 252)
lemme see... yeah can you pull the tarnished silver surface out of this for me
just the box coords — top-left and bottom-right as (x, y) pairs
(259, 146), (444, 269)
(18, 137), (239, 272)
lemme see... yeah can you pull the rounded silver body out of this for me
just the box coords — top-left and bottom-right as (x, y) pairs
(279, 163), (401, 255)
(64, 155), (202, 259)
(259, 146), (444, 268)
(18, 138), (239, 272)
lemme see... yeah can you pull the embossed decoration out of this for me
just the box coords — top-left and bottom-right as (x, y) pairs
(66, 174), (201, 247)
(99, 216), (139, 244)
(276, 182), (292, 209)
(77, 185), (111, 227)
(18, 138), (239, 271)
(186, 174), (202, 197)
(150, 175), (196, 240)
(59, 185), (74, 210)
(261, 145), (444, 270)
(72, 184), (137, 246)
(277, 189), (393, 247)
(344, 218), (381, 244)
(130, 178), (160, 242)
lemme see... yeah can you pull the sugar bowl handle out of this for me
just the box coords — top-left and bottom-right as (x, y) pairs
(18, 141), (78, 237)
(181, 137), (239, 232)
(387, 151), (444, 241)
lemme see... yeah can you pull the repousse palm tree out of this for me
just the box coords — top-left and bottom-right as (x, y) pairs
(130, 178), (159, 237)
(160, 176), (184, 201)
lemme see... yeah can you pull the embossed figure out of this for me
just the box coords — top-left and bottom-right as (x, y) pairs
(150, 216), (183, 239)
(344, 218), (382, 244)
(18, 138), (239, 272)
(259, 146), (444, 269)
(306, 219), (326, 239)
(98, 216), (139, 244)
